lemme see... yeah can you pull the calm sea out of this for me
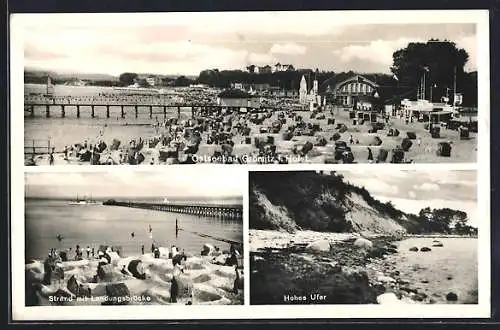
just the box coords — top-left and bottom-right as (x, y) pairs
(394, 237), (478, 303)
(25, 198), (243, 261)
(24, 84), (192, 151)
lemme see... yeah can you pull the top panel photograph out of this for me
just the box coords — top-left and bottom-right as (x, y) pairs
(18, 11), (482, 165)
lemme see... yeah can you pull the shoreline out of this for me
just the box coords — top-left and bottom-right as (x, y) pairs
(249, 229), (477, 305)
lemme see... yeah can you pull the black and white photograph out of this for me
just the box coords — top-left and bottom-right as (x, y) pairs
(23, 168), (244, 306)
(10, 9), (490, 321)
(249, 170), (479, 305)
(17, 12), (481, 165)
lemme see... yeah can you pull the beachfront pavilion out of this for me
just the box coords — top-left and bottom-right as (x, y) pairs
(333, 75), (379, 107)
(401, 99), (455, 123)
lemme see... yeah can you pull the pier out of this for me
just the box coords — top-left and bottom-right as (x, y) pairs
(102, 200), (243, 220)
(24, 96), (283, 119)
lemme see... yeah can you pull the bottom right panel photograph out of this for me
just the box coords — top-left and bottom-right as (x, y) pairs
(249, 170), (478, 305)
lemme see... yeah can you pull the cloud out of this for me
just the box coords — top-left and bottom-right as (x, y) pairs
(357, 178), (399, 196)
(455, 35), (477, 71)
(270, 43), (306, 55)
(408, 191), (417, 199)
(414, 183), (440, 191)
(25, 168), (244, 198)
(333, 38), (424, 72)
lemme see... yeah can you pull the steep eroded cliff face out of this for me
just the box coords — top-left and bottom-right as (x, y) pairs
(250, 171), (408, 235)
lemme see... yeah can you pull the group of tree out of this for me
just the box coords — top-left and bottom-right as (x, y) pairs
(391, 39), (477, 106)
(406, 207), (477, 235)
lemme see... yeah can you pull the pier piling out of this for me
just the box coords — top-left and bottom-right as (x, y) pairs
(76, 105), (80, 118)
(45, 105), (50, 118)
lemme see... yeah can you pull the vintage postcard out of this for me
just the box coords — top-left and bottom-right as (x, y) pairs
(10, 9), (490, 321)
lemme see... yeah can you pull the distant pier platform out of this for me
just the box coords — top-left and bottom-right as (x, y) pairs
(102, 199), (243, 220)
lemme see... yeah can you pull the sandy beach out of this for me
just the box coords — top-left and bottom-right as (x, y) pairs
(25, 250), (244, 306)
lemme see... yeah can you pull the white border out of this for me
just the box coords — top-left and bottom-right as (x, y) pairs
(11, 9), (490, 320)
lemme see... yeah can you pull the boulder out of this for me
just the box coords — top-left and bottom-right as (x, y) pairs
(409, 247), (419, 252)
(376, 292), (403, 305)
(432, 242), (444, 247)
(420, 247), (432, 252)
(446, 292), (458, 301)
(353, 237), (373, 250)
(305, 240), (331, 253)
(377, 275), (396, 283)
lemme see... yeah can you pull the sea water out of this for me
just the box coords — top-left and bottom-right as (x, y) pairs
(25, 198), (243, 261)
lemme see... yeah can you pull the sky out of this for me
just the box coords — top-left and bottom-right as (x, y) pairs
(341, 170), (478, 226)
(24, 168), (244, 199)
(18, 12), (477, 76)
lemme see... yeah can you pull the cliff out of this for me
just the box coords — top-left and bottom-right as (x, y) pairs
(249, 171), (416, 235)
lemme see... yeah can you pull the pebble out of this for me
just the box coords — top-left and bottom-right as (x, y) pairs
(377, 275), (396, 283)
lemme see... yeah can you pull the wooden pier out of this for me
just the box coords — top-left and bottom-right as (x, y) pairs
(24, 96), (282, 119)
(103, 200), (243, 220)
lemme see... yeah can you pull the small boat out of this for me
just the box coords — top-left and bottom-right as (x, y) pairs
(69, 194), (98, 205)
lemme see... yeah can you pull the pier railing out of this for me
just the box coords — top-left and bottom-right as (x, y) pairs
(102, 200), (243, 220)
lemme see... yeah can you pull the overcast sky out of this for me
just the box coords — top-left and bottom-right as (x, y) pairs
(19, 12), (477, 76)
(25, 168), (244, 199)
(341, 170), (477, 226)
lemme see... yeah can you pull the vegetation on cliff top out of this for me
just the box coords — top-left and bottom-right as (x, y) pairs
(250, 171), (476, 235)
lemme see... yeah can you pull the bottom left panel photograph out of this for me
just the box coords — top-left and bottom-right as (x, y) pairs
(22, 168), (244, 306)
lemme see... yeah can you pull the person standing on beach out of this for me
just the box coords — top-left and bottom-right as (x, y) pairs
(141, 245), (145, 255)
(49, 151), (54, 166)
(91, 247), (95, 259)
(176, 218), (179, 238)
(86, 246), (91, 259)
(367, 147), (373, 163)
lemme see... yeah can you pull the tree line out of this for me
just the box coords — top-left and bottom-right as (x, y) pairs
(24, 39), (478, 106)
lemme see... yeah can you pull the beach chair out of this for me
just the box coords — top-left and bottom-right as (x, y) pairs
(431, 126), (441, 138)
(436, 142), (452, 157)
(401, 138), (413, 152)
